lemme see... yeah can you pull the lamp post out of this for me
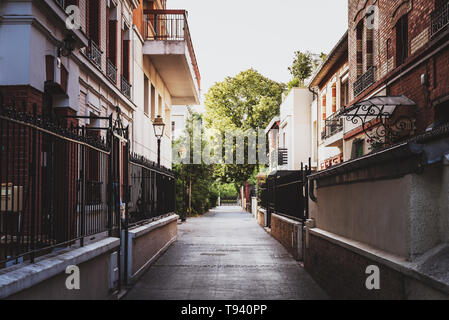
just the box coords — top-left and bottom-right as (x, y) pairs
(153, 115), (165, 167)
(179, 146), (187, 222)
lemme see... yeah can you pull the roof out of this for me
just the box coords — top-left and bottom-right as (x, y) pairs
(264, 116), (280, 134)
(308, 31), (349, 89)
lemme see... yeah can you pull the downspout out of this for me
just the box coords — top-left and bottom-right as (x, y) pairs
(308, 86), (319, 203)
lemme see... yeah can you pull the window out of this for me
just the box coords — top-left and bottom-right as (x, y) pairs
(351, 139), (364, 159)
(395, 14), (408, 67)
(88, 0), (100, 45)
(122, 30), (130, 81)
(434, 101), (449, 128)
(150, 84), (156, 119)
(45, 55), (55, 82)
(158, 94), (162, 116)
(340, 79), (349, 107)
(356, 21), (364, 77)
(144, 75), (149, 115)
(107, 7), (118, 66)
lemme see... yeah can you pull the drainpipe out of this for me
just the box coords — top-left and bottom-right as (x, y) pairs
(308, 86), (319, 203)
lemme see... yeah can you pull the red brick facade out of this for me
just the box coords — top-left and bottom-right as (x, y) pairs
(347, 0), (449, 137)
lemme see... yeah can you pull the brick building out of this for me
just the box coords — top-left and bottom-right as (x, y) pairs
(345, 0), (449, 156)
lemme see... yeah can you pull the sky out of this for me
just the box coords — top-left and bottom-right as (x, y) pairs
(167, 0), (348, 110)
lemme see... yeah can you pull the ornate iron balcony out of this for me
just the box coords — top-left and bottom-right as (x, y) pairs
(278, 148), (288, 166)
(121, 75), (131, 99)
(323, 112), (344, 140)
(354, 66), (376, 97)
(431, 2), (449, 38)
(88, 40), (102, 69)
(107, 59), (117, 84)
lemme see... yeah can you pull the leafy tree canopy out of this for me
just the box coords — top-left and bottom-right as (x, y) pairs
(204, 69), (285, 185)
(288, 51), (328, 87)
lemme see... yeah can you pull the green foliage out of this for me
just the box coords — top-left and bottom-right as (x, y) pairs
(204, 69), (285, 186)
(288, 51), (328, 87)
(173, 110), (218, 216)
(288, 51), (314, 86)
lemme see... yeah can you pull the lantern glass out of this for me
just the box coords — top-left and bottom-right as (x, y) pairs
(153, 115), (165, 139)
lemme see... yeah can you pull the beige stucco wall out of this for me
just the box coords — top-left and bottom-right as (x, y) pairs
(310, 164), (449, 260)
(131, 218), (178, 278)
(8, 250), (116, 300)
(312, 176), (410, 258)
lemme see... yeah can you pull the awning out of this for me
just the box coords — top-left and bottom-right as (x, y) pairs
(341, 95), (416, 119)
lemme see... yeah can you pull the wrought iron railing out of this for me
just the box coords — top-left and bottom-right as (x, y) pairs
(121, 75), (131, 99)
(88, 40), (102, 69)
(354, 66), (376, 97)
(143, 9), (201, 91)
(106, 59), (117, 84)
(431, 2), (449, 37)
(128, 154), (176, 227)
(0, 95), (118, 269)
(323, 112), (344, 140)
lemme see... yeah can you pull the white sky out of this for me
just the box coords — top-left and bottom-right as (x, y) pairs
(167, 0), (348, 111)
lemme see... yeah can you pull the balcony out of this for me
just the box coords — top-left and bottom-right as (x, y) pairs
(354, 66), (376, 98)
(107, 59), (117, 84)
(88, 40), (102, 69)
(121, 76), (131, 99)
(143, 10), (200, 105)
(322, 112), (344, 141)
(431, 2), (449, 38)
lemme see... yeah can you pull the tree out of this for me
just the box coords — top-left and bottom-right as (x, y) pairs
(173, 109), (218, 216)
(204, 69), (285, 185)
(288, 51), (328, 87)
(288, 51), (314, 86)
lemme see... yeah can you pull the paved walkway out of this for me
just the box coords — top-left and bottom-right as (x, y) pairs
(124, 206), (328, 300)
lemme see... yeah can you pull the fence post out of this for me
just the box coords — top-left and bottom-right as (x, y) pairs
(30, 104), (39, 263)
(80, 126), (86, 247)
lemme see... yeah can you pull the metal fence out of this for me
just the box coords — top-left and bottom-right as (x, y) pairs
(0, 92), (178, 272)
(128, 154), (176, 227)
(258, 163), (313, 226)
(0, 98), (119, 269)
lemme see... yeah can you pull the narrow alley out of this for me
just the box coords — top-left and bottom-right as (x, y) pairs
(124, 207), (328, 300)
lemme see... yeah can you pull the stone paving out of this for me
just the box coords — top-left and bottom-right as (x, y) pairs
(124, 206), (328, 300)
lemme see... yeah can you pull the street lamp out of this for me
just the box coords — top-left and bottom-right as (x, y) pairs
(153, 115), (165, 166)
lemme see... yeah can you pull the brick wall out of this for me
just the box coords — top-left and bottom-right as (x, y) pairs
(270, 214), (301, 260)
(346, 0), (449, 143)
(305, 232), (406, 299)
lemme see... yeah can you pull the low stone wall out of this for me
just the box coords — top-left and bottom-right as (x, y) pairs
(126, 215), (178, 282)
(304, 229), (449, 300)
(257, 208), (265, 227)
(1, 238), (120, 300)
(270, 214), (303, 261)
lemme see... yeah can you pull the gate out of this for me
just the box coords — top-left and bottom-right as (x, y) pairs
(258, 159), (313, 227)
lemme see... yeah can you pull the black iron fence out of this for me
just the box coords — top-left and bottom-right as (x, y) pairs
(128, 154), (176, 227)
(0, 97), (118, 269)
(0, 94), (176, 270)
(258, 163), (313, 226)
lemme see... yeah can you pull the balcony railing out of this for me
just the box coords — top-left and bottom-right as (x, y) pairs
(143, 9), (201, 91)
(88, 40), (102, 69)
(354, 66), (376, 97)
(431, 2), (449, 38)
(322, 112), (344, 140)
(107, 59), (117, 84)
(121, 75), (131, 99)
